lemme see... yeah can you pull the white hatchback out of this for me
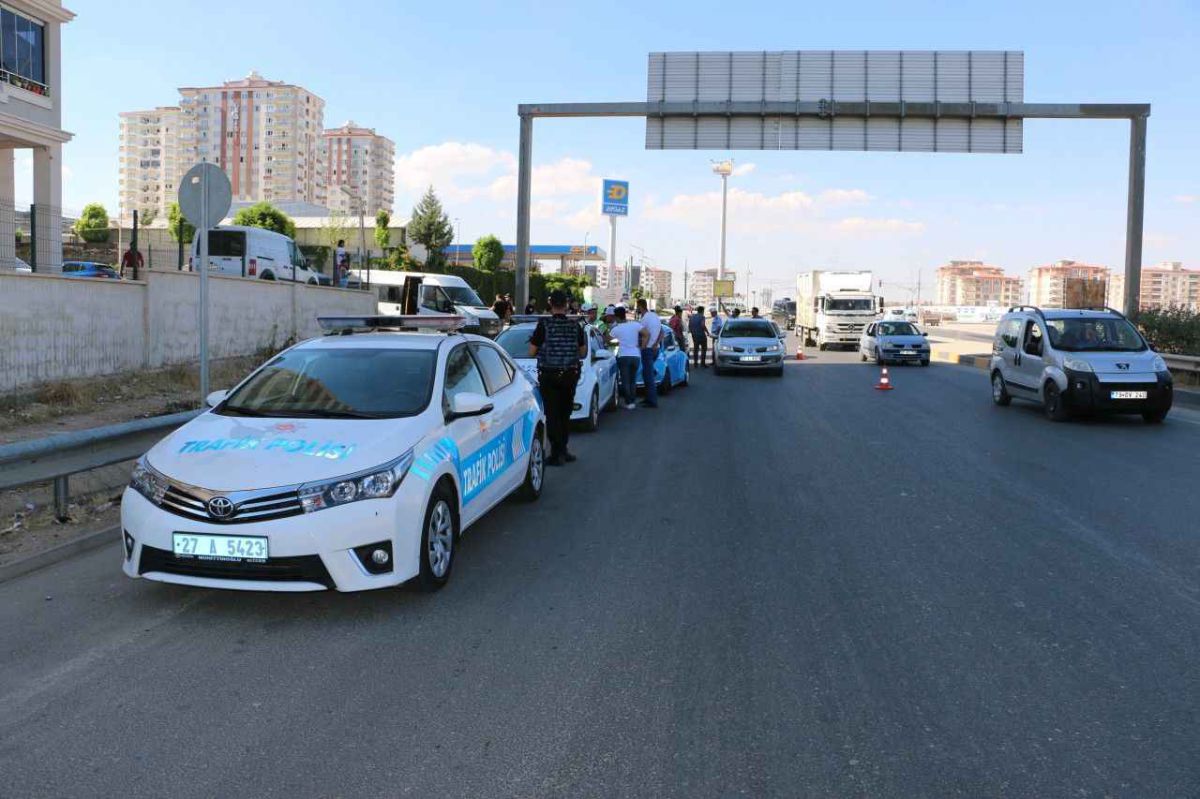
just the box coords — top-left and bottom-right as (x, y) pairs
(121, 316), (546, 592)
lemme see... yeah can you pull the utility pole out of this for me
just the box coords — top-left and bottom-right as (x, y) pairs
(711, 159), (733, 280)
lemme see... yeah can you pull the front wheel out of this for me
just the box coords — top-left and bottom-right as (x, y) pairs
(659, 368), (672, 395)
(860, 351), (867, 362)
(582, 388), (600, 432)
(991, 372), (1012, 406)
(920, 359), (930, 368)
(1143, 407), (1169, 424)
(416, 488), (458, 592)
(875, 348), (884, 365)
(1043, 381), (1070, 422)
(516, 427), (545, 501)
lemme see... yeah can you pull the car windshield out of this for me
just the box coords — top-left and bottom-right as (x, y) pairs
(495, 327), (534, 359)
(1046, 317), (1147, 352)
(442, 285), (485, 307)
(219, 348), (437, 418)
(877, 322), (919, 336)
(826, 298), (875, 311)
(722, 320), (777, 338)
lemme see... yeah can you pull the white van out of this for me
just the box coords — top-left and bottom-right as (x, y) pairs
(190, 226), (323, 284)
(360, 270), (502, 337)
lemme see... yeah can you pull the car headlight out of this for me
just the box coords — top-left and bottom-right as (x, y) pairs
(766, 344), (781, 352)
(1152, 355), (1168, 373)
(718, 343), (735, 353)
(1063, 357), (1094, 373)
(298, 450), (414, 513)
(129, 457), (168, 505)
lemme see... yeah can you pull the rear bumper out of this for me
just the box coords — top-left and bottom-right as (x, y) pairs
(1064, 370), (1173, 414)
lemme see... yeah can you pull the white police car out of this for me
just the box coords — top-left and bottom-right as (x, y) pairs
(494, 316), (619, 432)
(121, 316), (546, 592)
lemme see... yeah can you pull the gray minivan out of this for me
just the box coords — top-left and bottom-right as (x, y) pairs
(989, 306), (1173, 423)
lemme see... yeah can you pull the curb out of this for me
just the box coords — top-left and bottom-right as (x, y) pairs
(928, 347), (1200, 409)
(0, 524), (119, 586)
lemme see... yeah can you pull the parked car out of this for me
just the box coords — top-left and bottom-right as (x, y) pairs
(62, 261), (121, 279)
(860, 320), (930, 366)
(190, 226), (322, 284)
(122, 315), (546, 593)
(636, 325), (690, 391)
(13, 257), (31, 273)
(364, 270), (502, 337)
(714, 318), (786, 376)
(989, 305), (1173, 423)
(495, 317), (619, 431)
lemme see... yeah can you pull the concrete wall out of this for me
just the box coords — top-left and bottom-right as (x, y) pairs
(0, 270), (375, 394)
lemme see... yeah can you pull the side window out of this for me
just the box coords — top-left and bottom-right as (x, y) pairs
(385, 285), (402, 303)
(470, 344), (513, 395)
(421, 285), (451, 313)
(443, 345), (487, 408)
(1023, 321), (1044, 356)
(867, 323), (876, 336)
(1000, 319), (1020, 349)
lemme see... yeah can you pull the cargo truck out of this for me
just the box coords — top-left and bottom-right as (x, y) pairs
(795, 271), (883, 350)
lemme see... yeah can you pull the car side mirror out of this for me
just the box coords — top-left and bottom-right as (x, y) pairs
(205, 389), (229, 408)
(447, 392), (493, 420)
(922, 331), (928, 336)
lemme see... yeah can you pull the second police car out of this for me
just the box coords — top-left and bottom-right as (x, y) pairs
(121, 316), (546, 593)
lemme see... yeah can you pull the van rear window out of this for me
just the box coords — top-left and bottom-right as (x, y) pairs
(208, 231), (245, 258)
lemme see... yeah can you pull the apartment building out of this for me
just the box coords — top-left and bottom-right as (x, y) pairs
(117, 106), (179, 224)
(1026, 260), (1110, 309)
(1108, 261), (1200, 312)
(935, 261), (1023, 307)
(691, 267), (738, 307)
(119, 72), (326, 222)
(640, 266), (673, 303)
(0, 1), (72, 272)
(320, 121), (394, 216)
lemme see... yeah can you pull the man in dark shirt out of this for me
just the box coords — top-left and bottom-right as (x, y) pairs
(529, 290), (587, 466)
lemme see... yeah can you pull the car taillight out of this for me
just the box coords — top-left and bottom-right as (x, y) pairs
(248, 258), (257, 276)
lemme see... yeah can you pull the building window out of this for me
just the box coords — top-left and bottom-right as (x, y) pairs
(1, 8), (45, 94)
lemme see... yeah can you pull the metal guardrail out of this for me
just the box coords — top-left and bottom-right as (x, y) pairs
(1163, 353), (1200, 375)
(0, 409), (201, 521)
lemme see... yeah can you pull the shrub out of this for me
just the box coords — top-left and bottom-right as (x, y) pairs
(1134, 307), (1200, 355)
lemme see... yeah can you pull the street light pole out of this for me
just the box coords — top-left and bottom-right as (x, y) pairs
(711, 159), (733, 280)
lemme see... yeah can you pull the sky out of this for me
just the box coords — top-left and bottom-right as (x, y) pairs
(51, 0), (1200, 301)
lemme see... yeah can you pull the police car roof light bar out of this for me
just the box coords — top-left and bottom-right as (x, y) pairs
(508, 314), (587, 324)
(318, 315), (467, 335)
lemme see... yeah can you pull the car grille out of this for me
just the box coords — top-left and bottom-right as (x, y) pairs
(138, 545), (334, 588)
(160, 481), (304, 525)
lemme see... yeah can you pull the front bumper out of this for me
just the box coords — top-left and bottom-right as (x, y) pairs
(1063, 370), (1173, 414)
(880, 348), (929, 363)
(120, 480), (428, 592)
(716, 353), (784, 370)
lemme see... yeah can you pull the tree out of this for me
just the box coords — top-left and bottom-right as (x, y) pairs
(139, 208), (158, 227)
(374, 210), (391, 250)
(408, 186), (453, 269)
(74, 203), (110, 243)
(472, 234), (504, 272)
(167, 202), (195, 243)
(320, 209), (353, 251)
(232, 201), (296, 239)
(631, 285), (646, 302)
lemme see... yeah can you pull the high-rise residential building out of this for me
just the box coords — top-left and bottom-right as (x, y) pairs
(119, 72), (327, 223)
(640, 266), (673, 303)
(1108, 261), (1200, 312)
(0, 1), (73, 273)
(320, 121), (394, 216)
(691, 267), (737, 307)
(118, 106), (179, 224)
(935, 261), (1023, 307)
(1027, 260), (1110, 308)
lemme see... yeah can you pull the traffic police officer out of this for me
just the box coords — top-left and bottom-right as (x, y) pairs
(528, 289), (587, 466)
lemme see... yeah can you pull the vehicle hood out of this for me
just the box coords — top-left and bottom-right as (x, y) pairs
(879, 334), (929, 347)
(718, 336), (783, 350)
(144, 411), (428, 490)
(1066, 350), (1157, 375)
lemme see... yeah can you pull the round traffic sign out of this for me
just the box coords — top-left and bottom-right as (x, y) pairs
(178, 163), (232, 230)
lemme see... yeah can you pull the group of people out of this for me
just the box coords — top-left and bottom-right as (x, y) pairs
(526, 292), (671, 467)
(494, 293), (587, 318)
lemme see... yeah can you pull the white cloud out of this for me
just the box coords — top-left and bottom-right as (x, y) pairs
(818, 188), (872, 205)
(732, 162), (757, 177)
(486, 157), (599, 202)
(834, 217), (925, 235)
(644, 186), (886, 234)
(1173, 194), (1198, 204)
(395, 142), (515, 201)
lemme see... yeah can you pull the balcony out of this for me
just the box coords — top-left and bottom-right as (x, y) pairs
(2, 69), (49, 98)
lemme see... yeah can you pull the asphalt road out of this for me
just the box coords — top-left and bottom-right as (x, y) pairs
(3, 348), (1200, 798)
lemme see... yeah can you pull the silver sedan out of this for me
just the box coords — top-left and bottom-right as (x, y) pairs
(859, 320), (931, 367)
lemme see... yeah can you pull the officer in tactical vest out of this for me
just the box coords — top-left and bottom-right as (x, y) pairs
(529, 289), (587, 466)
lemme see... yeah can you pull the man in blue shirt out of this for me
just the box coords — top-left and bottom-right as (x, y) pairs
(689, 306), (710, 367)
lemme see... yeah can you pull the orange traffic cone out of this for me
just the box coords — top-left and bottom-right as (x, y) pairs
(796, 344), (806, 360)
(874, 366), (894, 391)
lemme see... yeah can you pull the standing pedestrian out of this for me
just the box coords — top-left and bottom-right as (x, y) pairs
(528, 290), (587, 466)
(636, 298), (662, 408)
(334, 239), (347, 285)
(689, 305), (709, 367)
(524, 298), (537, 315)
(668, 305), (686, 352)
(610, 306), (642, 410)
(750, 306), (761, 318)
(597, 304), (616, 337)
(120, 245), (144, 279)
(709, 307), (724, 340)
(731, 307), (741, 319)
(492, 293), (511, 320)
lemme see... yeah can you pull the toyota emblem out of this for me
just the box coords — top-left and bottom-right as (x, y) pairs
(206, 496), (235, 519)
